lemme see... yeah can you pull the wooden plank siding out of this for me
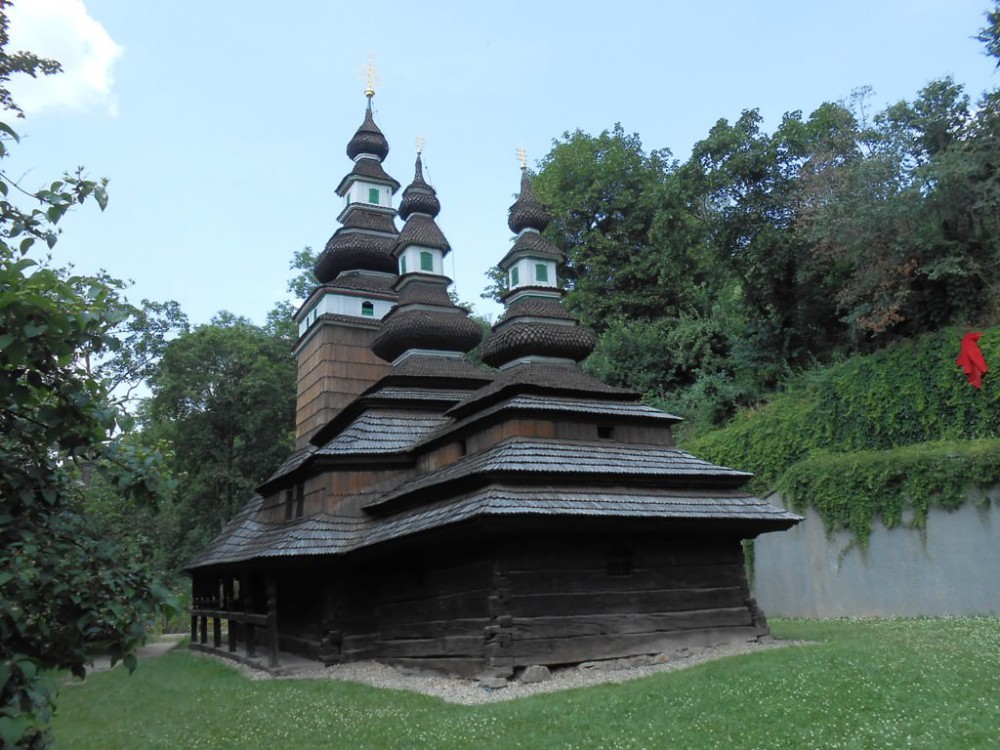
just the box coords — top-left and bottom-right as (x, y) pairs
(368, 550), (494, 677)
(234, 532), (759, 677)
(493, 534), (756, 670)
(294, 323), (390, 447)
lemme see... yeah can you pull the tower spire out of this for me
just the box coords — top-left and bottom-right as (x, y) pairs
(371, 145), (482, 364)
(479, 160), (596, 369)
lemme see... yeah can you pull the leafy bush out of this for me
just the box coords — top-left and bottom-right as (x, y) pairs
(686, 326), (999, 541)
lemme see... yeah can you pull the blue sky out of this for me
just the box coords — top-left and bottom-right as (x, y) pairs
(6, 0), (999, 326)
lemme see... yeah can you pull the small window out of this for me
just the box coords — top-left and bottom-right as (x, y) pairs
(412, 560), (425, 587)
(368, 187), (380, 204)
(283, 488), (294, 521)
(400, 255), (407, 274)
(295, 483), (305, 519)
(607, 548), (633, 577)
(345, 195), (351, 205)
(420, 251), (434, 272)
(535, 263), (549, 283)
(361, 301), (374, 317)
(597, 425), (614, 440)
(510, 266), (519, 286)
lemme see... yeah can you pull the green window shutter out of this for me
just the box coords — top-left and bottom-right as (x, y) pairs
(400, 256), (407, 274)
(535, 263), (549, 283)
(511, 266), (519, 286)
(368, 187), (379, 204)
(361, 301), (374, 317)
(420, 251), (434, 272)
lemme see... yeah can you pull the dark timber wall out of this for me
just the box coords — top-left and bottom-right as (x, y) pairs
(264, 529), (762, 677)
(294, 322), (390, 448)
(369, 544), (494, 678)
(488, 532), (757, 674)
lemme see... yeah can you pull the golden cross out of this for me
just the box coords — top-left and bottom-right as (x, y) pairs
(362, 52), (378, 99)
(516, 145), (527, 169)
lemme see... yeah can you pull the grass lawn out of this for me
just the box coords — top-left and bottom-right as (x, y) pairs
(51, 618), (1000, 749)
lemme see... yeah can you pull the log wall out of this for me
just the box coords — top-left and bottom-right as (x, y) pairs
(368, 546), (494, 677)
(489, 534), (758, 671)
(238, 531), (762, 677)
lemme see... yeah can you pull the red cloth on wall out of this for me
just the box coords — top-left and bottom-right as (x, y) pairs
(957, 332), (988, 389)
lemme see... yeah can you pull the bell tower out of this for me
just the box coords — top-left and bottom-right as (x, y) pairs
(293, 77), (399, 447)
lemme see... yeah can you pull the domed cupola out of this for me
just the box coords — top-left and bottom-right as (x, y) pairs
(479, 157), (596, 369)
(507, 167), (551, 234)
(372, 146), (483, 364)
(346, 104), (390, 161)
(398, 153), (441, 220)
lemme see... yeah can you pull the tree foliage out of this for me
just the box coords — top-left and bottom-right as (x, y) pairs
(141, 311), (297, 568)
(0, 9), (175, 744)
(524, 40), (1000, 430)
(687, 325), (1000, 544)
(287, 246), (318, 301)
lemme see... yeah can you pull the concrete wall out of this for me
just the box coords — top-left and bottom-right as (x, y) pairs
(753, 488), (1000, 617)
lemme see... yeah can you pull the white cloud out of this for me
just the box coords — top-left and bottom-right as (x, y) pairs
(6, 0), (124, 116)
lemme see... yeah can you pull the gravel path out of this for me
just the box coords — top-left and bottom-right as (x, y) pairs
(88, 634), (186, 673)
(195, 638), (804, 705)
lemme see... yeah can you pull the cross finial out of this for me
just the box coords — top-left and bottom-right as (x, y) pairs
(416, 135), (424, 154)
(363, 52), (378, 100)
(516, 145), (527, 170)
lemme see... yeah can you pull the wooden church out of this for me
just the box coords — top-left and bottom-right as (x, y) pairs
(187, 89), (801, 680)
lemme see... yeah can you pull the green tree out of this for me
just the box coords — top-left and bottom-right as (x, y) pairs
(527, 125), (700, 329)
(686, 104), (865, 370)
(0, 259), (172, 750)
(143, 311), (296, 568)
(287, 246), (318, 301)
(0, 7), (172, 746)
(800, 80), (998, 339)
(976, 0), (1000, 66)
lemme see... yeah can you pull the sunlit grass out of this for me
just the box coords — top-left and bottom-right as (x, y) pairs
(53, 618), (1000, 749)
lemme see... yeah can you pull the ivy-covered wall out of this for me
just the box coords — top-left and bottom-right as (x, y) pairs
(686, 326), (999, 543)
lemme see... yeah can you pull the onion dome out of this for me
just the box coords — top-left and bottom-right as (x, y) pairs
(371, 306), (483, 363)
(480, 164), (596, 369)
(371, 279), (483, 362)
(346, 102), (389, 161)
(316, 232), (398, 280)
(479, 319), (596, 366)
(398, 154), (441, 220)
(508, 167), (551, 234)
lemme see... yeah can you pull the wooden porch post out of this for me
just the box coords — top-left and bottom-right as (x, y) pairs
(266, 572), (279, 668)
(225, 575), (237, 653)
(212, 576), (223, 648)
(243, 572), (256, 658)
(199, 608), (208, 644)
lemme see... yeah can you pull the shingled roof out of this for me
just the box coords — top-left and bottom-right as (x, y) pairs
(187, 477), (800, 570)
(188, 105), (801, 577)
(335, 157), (401, 194)
(364, 437), (755, 515)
